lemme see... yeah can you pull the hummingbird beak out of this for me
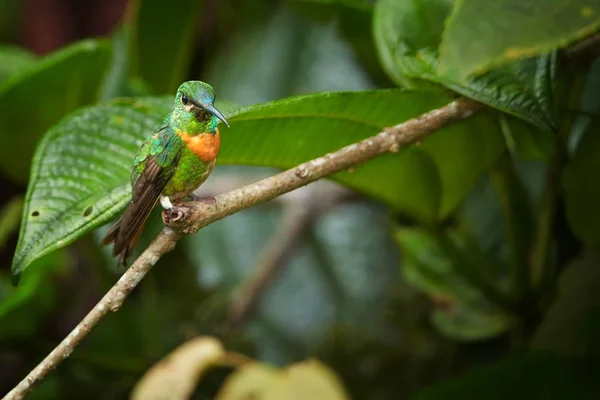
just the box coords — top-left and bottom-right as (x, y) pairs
(203, 103), (229, 127)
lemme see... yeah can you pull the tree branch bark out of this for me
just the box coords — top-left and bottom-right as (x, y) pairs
(2, 97), (483, 400)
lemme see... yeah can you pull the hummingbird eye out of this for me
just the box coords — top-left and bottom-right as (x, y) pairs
(181, 95), (189, 105)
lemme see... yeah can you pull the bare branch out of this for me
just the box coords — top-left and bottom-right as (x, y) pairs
(3, 97), (483, 400)
(228, 181), (349, 326)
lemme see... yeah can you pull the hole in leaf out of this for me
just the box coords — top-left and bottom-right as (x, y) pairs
(31, 211), (39, 217)
(83, 206), (93, 217)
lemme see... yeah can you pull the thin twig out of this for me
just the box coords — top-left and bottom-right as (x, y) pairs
(3, 97), (483, 400)
(228, 181), (349, 326)
(229, 202), (315, 326)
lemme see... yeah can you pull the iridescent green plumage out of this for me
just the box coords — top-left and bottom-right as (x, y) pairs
(102, 81), (228, 264)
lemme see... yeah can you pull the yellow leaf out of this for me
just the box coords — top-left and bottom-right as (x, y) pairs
(217, 359), (350, 400)
(131, 336), (225, 400)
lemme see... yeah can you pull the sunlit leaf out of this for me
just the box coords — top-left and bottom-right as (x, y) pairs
(131, 337), (226, 400)
(217, 360), (350, 400)
(12, 97), (169, 279)
(439, 0), (600, 80)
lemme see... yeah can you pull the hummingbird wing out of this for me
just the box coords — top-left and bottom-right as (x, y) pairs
(102, 128), (183, 265)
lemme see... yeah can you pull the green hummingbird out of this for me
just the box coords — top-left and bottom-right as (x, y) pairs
(102, 81), (228, 265)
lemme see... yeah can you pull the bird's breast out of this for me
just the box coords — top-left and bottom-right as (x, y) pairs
(177, 128), (221, 162)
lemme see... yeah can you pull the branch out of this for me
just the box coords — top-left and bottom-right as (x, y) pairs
(3, 97), (483, 400)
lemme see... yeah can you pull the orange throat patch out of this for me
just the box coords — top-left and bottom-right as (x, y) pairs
(177, 128), (221, 162)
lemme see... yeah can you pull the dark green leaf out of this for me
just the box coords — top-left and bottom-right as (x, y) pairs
(0, 45), (34, 83)
(372, 0), (558, 131)
(416, 353), (596, 399)
(439, 0), (600, 80)
(0, 251), (65, 340)
(0, 39), (112, 183)
(563, 117), (600, 244)
(395, 226), (510, 340)
(533, 250), (600, 357)
(133, 0), (204, 94)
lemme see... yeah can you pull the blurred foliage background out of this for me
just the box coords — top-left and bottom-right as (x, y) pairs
(1, 0), (600, 398)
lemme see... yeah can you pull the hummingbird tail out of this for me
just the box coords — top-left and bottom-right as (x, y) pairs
(101, 197), (158, 266)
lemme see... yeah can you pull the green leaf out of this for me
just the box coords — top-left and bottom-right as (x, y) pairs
(395, 226), (510, 340)
(439, 0), (600, 80)
(372, 0), (558, 131)
(12, 98), (169, 278)
(0, 39), (112, 183)
(14, 90), (499, 276)
(418, 110), (504, 217)
(133, 0), (204, 94)
(0, 45), (35, 83)
(564, 117), (600, 245)
(416, 353), (596, 399)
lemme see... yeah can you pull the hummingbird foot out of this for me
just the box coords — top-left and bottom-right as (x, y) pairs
(162, 207), (188, 225)
(160, 195), (174, 209)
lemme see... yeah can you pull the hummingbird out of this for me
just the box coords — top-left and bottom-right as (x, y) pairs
(101, 81), (228, 265)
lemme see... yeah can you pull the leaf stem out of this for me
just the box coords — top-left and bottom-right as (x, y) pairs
(490, 152), (534, 304)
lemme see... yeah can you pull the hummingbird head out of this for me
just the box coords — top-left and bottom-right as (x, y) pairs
(170, 81), (229, 135)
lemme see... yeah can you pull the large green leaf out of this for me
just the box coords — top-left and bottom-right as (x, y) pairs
(12, 98), (170, 279)
(439, 0), (600, 80)
(133, 0), (204, 94)
(0, 45), (34, 83)
(13, 90), (502, 277)
(563, 117), (600, 245)
(0, 39), (111, 183)
(373, 0), (559, 132)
